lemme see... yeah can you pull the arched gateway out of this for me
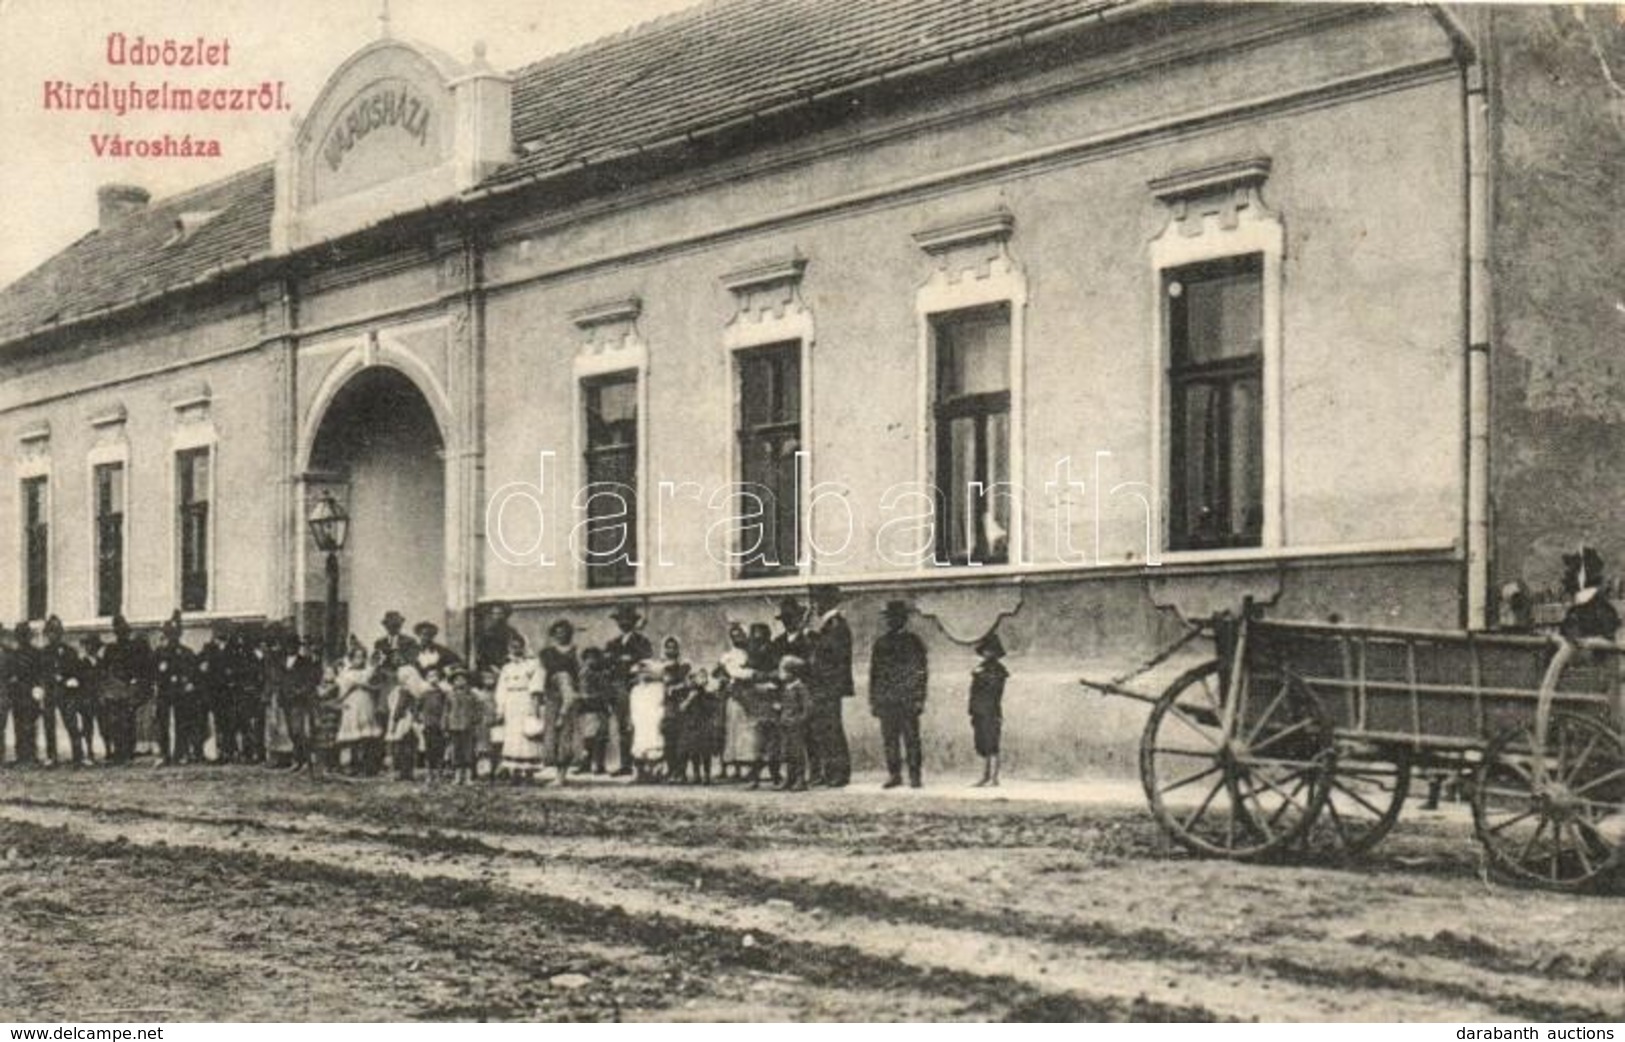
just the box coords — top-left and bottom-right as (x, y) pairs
(301, 366), (447, 654)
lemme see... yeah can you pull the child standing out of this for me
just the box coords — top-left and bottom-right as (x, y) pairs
(386, 665), (422, 782)
(659, 637), (693, 783)
(419, 665), (449, 782)
(445, 666), (479, 786)
(474, 669), (500, 784)
(577, 648), (614, 775)
(776, 655), (813, 792)
(969, 632), (1008, 787)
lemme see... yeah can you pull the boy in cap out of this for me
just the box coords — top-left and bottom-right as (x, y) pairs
(969, 631), (1009, 787)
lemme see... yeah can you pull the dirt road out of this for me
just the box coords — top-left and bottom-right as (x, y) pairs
(1, 767), (1622, 1022)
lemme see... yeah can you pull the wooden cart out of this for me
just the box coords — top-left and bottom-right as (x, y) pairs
(1091, 608), (1625, 890)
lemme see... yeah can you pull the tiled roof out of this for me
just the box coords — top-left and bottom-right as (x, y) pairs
(0, 0), (1128, 346)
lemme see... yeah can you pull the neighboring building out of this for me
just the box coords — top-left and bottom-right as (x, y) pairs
(0, 1), (1616, 772)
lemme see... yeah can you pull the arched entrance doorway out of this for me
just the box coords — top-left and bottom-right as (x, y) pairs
(306, 366), (446, 651)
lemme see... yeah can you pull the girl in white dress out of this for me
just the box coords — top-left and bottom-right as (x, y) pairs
(334, 640), (383, 775)
(496, 632), (547, 782)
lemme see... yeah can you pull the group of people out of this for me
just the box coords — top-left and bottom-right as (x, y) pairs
(0, 586), (1013, 789)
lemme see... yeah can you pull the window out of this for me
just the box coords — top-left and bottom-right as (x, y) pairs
(582, 372), (638, 588)
(933, 303), (1011, 565)
(177, 448), (210, 611)
(94, 462), (124, 617)
(21, 476), (48, 621)
(1166, 254), (1263, 550)
(736, 343), (801, 577)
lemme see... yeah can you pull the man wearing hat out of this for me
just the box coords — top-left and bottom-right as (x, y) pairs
(604, 603), (652, 775)
(100, 614), (154, 765)
(868, 600), (929, 788)
(195, 620), (234, 762)
(807, 586), (854, 787)
(414, 620), (462, 676)
(374, 610), (419, 671)
(40, 616), (90, 766)
(8, 622), (38, 765)
(476, 602), (521, 674)
(151, 612), (199, 766)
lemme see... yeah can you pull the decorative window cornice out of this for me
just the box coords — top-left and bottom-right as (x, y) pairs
(721, 254), (806, 296)
(572, 297), (646, 377)
(911, 209), (1015, 255)
(18, 422), (50, 446)
(89, 404), (128, 430)
(1150, 156), (1273, 238)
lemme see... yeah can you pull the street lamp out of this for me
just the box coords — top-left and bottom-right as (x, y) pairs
(306, 490), (350, 663)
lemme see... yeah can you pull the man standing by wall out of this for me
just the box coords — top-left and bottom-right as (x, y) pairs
(868, 600), (928, 789)
(40, 617), (88, 766)
(100, 615), (153, 766)
(808, 585), (853, 788)
(603, 604), (652, 776)
(152, 613), (199, 766)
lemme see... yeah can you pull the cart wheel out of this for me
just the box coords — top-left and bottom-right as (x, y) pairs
(1303, 749), (1411, 859)
(1473, 711), (1625, 891)
(1141, 661), (1328, 860)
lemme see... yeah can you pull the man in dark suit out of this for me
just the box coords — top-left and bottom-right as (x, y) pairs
(414, 620), (462, 675)
(868, 600), (929, 789)
(807, 585), (854, 787)
(152, 612), (199, 766)
(374, 610), (418, 670)
(603, 603), (652, 775)
(195, 620), (233, 762)
(39, 617), (90, 766)
(100, 615), (154, 766)
(475, 602), (521, 673)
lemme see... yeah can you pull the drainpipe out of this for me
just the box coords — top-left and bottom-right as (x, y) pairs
(1434, 5), (1492, 630)
(1464, 14), (1493, 630)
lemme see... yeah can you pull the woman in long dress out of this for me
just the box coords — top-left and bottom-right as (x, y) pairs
(718, 623), (762, 775)
(334, 640), (383, 775)
(497, 632), (547, 782)
(537, 619), (580, 786)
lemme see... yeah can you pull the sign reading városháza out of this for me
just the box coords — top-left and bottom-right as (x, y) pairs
(322, 81), (434, 175)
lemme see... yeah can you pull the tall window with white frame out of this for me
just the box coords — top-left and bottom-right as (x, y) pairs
(94, 462), (125, 617)
(177, 447), (210, 611)
(22, 476), (48, 621)
(582, 372), (638, 589)
(736, 342), (800, 578)
(933, 303), (1011, 566)
(1165, 253), (1264, 551)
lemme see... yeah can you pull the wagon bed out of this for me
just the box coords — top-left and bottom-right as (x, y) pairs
(1091, 610), (1625, 890)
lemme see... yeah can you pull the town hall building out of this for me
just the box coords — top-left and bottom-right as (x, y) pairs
(0, 0), (1617, 771)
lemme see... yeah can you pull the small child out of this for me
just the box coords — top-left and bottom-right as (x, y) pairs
(969, 632), (1008, 787)
(475, 669), (501, 784)
(386, 666), (422, 782)
(310, 667), (344, 779)
(445, 667), (479, 785)
(577, 647), (614, 775)
(659, 637), (693, 783)
(419, 665), (449, 782)
(776, 655), (812, 792)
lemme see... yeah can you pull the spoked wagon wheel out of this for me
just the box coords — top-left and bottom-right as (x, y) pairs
(1302, 748), (1411, 859)
(1141, 661), (1329, 860)
(1473, 711), (1625, 891)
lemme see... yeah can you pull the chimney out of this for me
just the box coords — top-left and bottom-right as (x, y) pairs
(97, 184), (150, 228)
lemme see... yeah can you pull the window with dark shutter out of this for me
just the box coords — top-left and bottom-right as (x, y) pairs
(736, 342), (801, 578)
(933, 303), (1011, 566)
(582, 373), (638, 589)
(1166, 254), (1264, 551)
(22, 476), (48, 621)
(94, 462), (124, 617)
(177, 448), (210, 611)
